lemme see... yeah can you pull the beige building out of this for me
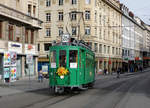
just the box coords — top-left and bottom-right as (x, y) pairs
(0, 0), (42, 80)
(38, 0), (122, 73)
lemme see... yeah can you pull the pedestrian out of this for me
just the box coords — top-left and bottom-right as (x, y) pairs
(38, 70), (43, 82)
(117, 68), (121, 78)
(104, 69), (107, 75)
(140, 66), (143, 72)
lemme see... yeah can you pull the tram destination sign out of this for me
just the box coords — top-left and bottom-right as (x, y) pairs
(61, 33), (70, 43)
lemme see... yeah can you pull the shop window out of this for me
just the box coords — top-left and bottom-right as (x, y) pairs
(59, 50), (66, 67)
(8, 24), (14, 41)
(69, 50), (78, 68)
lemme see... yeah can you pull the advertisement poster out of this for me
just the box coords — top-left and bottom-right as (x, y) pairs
(10, 67), (17, 82)
(10, 52), (17, 66)
(42, 65), (48, 73)
(4, 68), (10, 79)
(4, 52), (11, 67)
(26, 54), (33, 64)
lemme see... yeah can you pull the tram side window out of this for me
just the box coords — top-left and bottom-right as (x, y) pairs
(59, 50), (66, 67)
(69, 50), (78, 68)
(50, 50), (56, 68)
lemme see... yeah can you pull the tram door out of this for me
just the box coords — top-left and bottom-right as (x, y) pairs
(80, 50), (86, 84)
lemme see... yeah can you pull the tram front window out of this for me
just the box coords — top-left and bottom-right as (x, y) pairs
(59, 50), (66, 67)
(69, 50), (78, 68)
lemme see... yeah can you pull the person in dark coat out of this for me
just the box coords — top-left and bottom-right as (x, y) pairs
(117, 68), (121, 78)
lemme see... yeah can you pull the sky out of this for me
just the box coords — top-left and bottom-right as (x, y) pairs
(119, 0), (150, 24)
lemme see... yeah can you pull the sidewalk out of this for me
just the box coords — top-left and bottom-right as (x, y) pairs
(0, 78), (49, 97)
(95, 67), (150, 80)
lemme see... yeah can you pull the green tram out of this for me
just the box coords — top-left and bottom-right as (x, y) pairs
(49, 39), (95, 93)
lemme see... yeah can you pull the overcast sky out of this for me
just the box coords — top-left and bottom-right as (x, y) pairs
(119, 0), (150, 24)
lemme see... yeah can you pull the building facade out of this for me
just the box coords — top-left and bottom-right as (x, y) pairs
(0, 0), (42, 80)
(38, 0), (122, 73)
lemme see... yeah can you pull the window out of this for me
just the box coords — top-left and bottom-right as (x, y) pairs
(104, 45), (106, 54)
(85, 27), (90, 35)
(0, 22), (2, 39)
(69, 50), (78, 68)
(94, 43), (98, 53)
(46, 28), (51, 37)
(71, 11), (77, 20)
(16, 26), (21, 42)
(107, 46), (110, 54)
(25, 29), (28, 43)
(72, 26), (77, 35)
(46, 13), (51, 22)
(85, 11), (90, 20)
(8, 24), (13, 41)
(112, 47), (114, 55)
(58, 27), (63, 36)
(85, 0), (90, 4)
(28, 4), (31, 16)
(58, 12), (63, 21)
(38, 44), (40, 51)
(59, 0), (63, 5)
(59, 50), (66, 67)
(46, 0), (51, 7)
(116, 48), (118, 55)
(99, 44), (102, 53)
(50, 50), (56, 63)
(95, 27), (97, 36)
(44, 43), (52, 51)
(31, 30), (34, 44)
(33, 6), (36, 17)
(72, 0), (77, 4)
(95, 10), (97, 22)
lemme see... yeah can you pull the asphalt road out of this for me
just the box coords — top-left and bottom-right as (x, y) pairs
(1, 71), (150, 108)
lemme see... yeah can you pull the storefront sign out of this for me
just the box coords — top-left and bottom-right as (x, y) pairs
(3, 52), (11, 67)
(10, 67), (17, 82)
(8, 42), (22, 54)
(4, 68), (10, 79)
(25, 44), (36, 55)
(26, 54), (33, 64)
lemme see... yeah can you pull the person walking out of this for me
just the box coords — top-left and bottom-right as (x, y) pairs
(117, 68), (121, 78)
(38, 70), (43, 82)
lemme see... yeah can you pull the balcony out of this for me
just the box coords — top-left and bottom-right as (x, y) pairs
(0, 3), (42, 29)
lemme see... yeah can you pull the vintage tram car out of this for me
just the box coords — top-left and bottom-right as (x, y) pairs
(49, 38), (95, 93)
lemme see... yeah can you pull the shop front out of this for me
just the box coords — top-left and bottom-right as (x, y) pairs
(24, 44), (38, 77)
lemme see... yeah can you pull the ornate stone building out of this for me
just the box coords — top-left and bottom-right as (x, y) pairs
(0, 0), (42, 80)
(38, 0), (122, 73)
